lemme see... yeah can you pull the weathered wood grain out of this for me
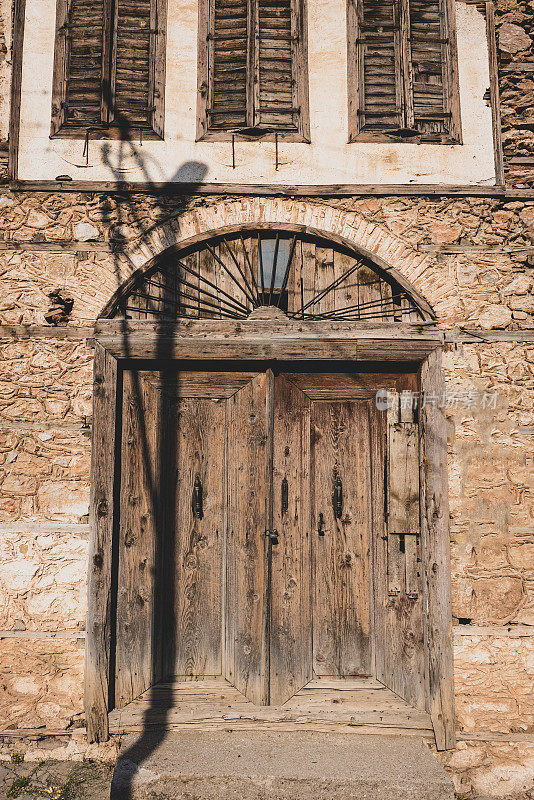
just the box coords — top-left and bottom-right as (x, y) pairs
(172, 398), (225, 677)
(311, 399), (372, 677)
(226, 373), (270, 704)
(85, 343), (118, 742)
(269, 374), (312, 704)
(115, 371), (158, 707)
(420, 348), (455, 750)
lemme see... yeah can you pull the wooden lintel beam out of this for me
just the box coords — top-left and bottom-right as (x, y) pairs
(9, 181), (531, 198)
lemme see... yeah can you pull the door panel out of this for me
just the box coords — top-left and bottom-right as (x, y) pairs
(311, 399), (372, 677)
(270, 375), (312, 705)
(225, 373), (270, 704)
(116, 372), (159, 707)
(172, 397), (226, 678)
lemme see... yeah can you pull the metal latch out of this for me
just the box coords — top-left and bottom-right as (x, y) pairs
(265, 529), (278, 545)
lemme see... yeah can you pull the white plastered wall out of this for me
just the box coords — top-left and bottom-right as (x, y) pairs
(17, 0), (496, 185)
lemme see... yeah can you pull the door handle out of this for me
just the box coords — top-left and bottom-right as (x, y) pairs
(333, 476), (343, 519)
(193, 475), (203, 520)
(281, 477), (289, 514)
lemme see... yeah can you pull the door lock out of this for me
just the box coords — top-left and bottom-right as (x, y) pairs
(266, 529), (279, 545)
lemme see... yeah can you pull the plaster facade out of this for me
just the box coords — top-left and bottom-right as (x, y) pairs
(15, 1), (497, 185)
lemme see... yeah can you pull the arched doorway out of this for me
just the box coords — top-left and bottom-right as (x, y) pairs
(86, 225), (454, 751)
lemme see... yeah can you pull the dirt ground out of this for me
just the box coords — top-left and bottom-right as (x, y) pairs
(0, 759), (114, 800)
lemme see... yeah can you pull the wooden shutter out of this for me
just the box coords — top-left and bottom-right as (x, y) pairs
(407, 0), (450, 138)
(348, 0), (461, 142)
(199, 0), (309, 139)
(51, 0), (166, 137)
(350, 0), (404, 137)
(51, 0), (105, 134)
(208, 0), (249, 131)
(386, 390), (420, 598)
(255, 0), (297, 131)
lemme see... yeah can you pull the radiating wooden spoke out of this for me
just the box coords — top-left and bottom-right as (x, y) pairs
(110, 230), (425, 322)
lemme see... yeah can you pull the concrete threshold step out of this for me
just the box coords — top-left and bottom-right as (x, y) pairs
(110, 730), (454, 800)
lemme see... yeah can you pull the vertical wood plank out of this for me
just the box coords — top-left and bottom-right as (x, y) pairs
(173, 397), (225, 677)
(373, 390), (426, 713)
(314, 247), (335, 315)
(420, 349), (455, 750)
(486, 1), (505, 185)
(9, 0), (27, 178)
(115, 371), (158, 707)
(270, 375), (312, 704)
(50, 0), (67, 136)
(196, 0), (210, 140)
(151, 0), (168, 138)
(387, 390), (420, 596)
(225, 373), (269, 704)
(333, 251), (358, 318)
(311, 399), (372, 677)
(85, 343), (118, 743)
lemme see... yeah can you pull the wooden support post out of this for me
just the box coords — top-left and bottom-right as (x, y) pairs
(85, 343), (119, 743)
(419, 348), (455, 750)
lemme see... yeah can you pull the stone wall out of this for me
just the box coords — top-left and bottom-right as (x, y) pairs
(496, 0), (534, 187)
(0, 193), (532, 797)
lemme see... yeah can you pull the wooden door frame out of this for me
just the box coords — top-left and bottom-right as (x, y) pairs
(85, 318), (455, 750)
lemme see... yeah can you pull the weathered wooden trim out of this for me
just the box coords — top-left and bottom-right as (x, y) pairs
(0, 419), (91, 432)
(444, 329), (534, 343)
(485, 2), (504, 185)
(453, 624), (534, 637)
(418, 243), (534, 254)
(8, 181), (522, 196)
(499, 62), (534, 73)
(85, 343), (119, 743)
(0, 324), (532, 344)
(0, 522), (90, 535)
(445, 0), (463, 145)
(0, 241), (114, 252)
(0, 324), (95, 338)
(8, 0), (27, 181)
(0, 630), (86, 639)
(419, 348), (455, 750)
(94, 319), (443, 362)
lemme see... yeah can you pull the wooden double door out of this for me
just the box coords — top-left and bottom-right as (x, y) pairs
(115, 365), (424, 711)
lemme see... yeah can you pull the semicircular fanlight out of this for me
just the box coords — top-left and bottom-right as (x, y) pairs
(106, 229), (428, 322)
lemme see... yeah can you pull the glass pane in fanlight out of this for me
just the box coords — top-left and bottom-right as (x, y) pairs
(259, 237), (291, 290)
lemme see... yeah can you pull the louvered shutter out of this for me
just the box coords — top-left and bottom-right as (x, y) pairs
(111, 0), (159, 131)
(349, 0), (459, 142)
(255, 0), (298, 131)
(51, 0), (105, 134)
(407, 0), (450, 138)
(51, 0), (166, 137)
(386, 390), (420, 598)
(355, 0), (404, 136)
(202, 0), (308, 137)
(208, 0), (249, 131)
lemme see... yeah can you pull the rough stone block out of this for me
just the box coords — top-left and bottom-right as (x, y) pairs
(0, 638), (84, 730)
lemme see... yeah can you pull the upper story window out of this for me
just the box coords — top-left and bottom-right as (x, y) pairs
(197, 0), (310, 141)
(50, 0), (167, 139)
(347, 0), (462, 143)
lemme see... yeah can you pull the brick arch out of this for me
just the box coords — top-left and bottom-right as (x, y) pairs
(97, 198), (453, 319)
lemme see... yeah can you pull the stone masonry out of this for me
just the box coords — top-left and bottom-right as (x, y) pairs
(0, 194), (532, 800)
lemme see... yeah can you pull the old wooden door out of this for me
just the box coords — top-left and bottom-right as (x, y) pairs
(115, 367), (419, 709)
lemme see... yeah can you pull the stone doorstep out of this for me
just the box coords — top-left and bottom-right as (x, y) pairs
(110, 731), (455, 800)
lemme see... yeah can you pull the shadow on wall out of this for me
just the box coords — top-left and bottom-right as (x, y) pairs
(93, 116), (209, 800)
